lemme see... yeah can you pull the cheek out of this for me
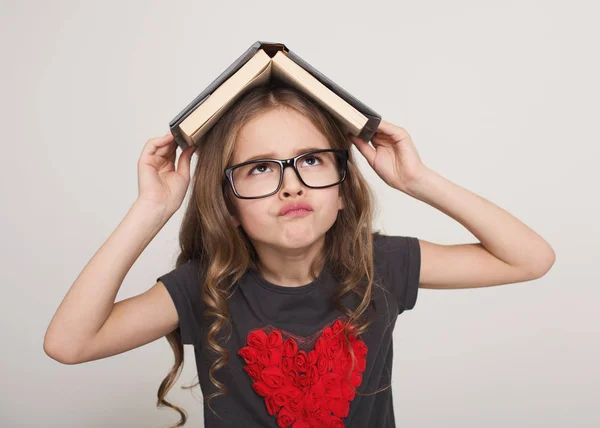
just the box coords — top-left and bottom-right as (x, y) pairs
(322, 191), (344, 220)
(236, 200), (270, 227)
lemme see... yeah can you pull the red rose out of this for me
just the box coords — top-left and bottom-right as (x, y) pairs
(243, 363), (262, 382)
(325, 336), (343, 360)
(296, 373), (310, 389)
(258, 347), (283, 367)
(339, 335), (351, 353)
(268, 329), (283, 348)
(291, 419), (310, 428)
(252, 380), (273, 397)
(265, 395), (281, 416)
(320, 396), (333, 411)
(354, 354), (366, 373)
(296, 407), (310, 422)
(315, 337), (326, 355)
(282, 356), (294, 373)
(330, 416), (344, 427)
(288, 390), (306, 412)
(276, 406), (297, 427)
(351, 339), (368, 357)
(322, 372), (341, 394)
(350, 371), (362, 387)
(303, 392), (318, 412)
(310, 378), (326, 397)
(248, 329), (268, 349)
(308, 407), (331, 427)
(307, 349), (319, 366)
(340, 377), (356, 401)
(333, 351), (347, 368)
(293, 350), (308, 372)
(283, 337), (298, 357)
(261, 366), (288, 389)
(271, 385), (299, 407)
(317, 353), (330, 375)
(238, 345), (259, 365)
(284, 368), (298, 386)
(332, 319), (344, 335)
(330, 397), (350, 418)
(322, 326), (334, 340)
(333, 355), (352, 376)
(308, 364), (320, 385)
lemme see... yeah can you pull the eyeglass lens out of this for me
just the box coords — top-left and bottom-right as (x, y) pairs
(232, 151), (344, 198)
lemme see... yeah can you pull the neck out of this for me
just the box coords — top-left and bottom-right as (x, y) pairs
(253, 237), (326, 287)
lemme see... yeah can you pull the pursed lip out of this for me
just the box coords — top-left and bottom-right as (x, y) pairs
(279, 202), (314, 216)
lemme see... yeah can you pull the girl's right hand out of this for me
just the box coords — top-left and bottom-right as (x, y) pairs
(136, 131), (196, 216)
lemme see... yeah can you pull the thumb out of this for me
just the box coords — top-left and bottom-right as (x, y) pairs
(349, 134), (376, 167)
(177, 145), (196, 182)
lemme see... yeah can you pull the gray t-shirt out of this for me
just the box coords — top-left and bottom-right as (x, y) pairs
(157, 232), (421, 428)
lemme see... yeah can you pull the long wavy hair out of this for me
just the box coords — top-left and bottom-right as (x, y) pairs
(157, 81), (388, 426)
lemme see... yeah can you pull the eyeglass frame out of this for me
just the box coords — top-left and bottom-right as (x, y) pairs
(223, 148), (349, 200)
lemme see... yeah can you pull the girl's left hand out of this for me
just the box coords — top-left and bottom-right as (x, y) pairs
(348, 120), (429, 194)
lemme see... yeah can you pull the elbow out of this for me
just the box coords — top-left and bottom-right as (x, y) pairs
(43, 333), (83, 365)
(530, 248), (556, 279)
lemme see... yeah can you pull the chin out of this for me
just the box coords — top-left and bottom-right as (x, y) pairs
(280, 224), (327, 248)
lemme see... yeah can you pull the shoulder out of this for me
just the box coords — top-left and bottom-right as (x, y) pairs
(156, 257), (207, 345)
(157, 257), (205, 279)
(371, 231), (422, 313)
(372, 232), (421, 269)
(156, 258), (207, 299)
(372, 231), (419, 251)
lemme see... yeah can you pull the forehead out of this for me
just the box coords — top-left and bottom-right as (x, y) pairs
(232, 108), (331, 164)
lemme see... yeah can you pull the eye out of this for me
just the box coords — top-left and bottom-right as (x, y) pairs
(249, 163), (273, 175)
(301, 155), (322, 167)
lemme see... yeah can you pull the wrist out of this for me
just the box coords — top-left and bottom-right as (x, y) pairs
(131, 199), (172, 226)
(405, 167), (439, 198)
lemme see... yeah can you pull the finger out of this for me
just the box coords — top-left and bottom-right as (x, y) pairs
(348, 134), (376, 167)
(144, 134), (175, 156)
(376, 120), (408, 140)
(176, 145), (196, 181)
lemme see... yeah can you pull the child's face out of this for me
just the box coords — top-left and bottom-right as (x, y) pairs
(228, 108), (344, 250)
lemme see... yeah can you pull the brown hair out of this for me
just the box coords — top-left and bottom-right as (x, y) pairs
(157, 81), (387, 426)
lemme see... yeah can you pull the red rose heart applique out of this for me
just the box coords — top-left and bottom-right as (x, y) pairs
(237, 318), (368, 428)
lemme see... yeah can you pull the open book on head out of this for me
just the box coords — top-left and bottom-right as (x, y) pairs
(168, 41), (382, 150)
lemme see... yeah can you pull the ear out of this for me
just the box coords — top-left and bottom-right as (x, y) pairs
(224, 185), (242, 227)
(338, 194), (344, 211)
(229, 210), (241, 228)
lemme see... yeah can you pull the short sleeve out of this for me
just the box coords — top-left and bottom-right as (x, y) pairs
(373, 233), (422, 313)
(156, 259), (205, 345)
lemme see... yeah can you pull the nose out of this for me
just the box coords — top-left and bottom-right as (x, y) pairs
(279, 164), (304, 195)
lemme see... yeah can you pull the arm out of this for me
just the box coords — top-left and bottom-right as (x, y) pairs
(349, 120), (555, 290)
(44, 132), (194, 364)
(407, 168), (556, 289)
(43, 200), (179, 364)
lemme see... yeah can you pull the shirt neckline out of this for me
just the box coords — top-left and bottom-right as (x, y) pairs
(249, 263), (330, 294)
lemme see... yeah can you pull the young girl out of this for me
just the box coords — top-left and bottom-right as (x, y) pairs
(44, 83), (555, 428)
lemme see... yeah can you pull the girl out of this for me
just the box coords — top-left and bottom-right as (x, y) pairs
(44, 83), (555, 428)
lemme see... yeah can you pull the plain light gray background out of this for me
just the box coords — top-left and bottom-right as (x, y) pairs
(2, 0), (598, 427)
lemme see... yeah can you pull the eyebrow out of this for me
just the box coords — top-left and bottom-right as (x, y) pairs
(241, 147), (327, 163)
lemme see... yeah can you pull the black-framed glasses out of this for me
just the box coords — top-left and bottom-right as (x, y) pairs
(223, 149), (349, 199)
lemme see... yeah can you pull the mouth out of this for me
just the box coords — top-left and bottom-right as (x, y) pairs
(282, 208), (313, 217)
(279, 202), (314, 216)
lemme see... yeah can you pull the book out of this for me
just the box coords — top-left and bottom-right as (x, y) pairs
(168, 41), (381, 150)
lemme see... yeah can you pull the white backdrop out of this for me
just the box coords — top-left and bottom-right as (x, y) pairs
(1, 0), (598, 427)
